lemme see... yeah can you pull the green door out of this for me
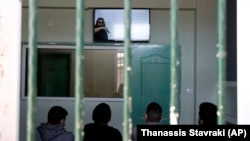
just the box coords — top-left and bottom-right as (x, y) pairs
(132, 44), (180, 126)
(38, 53), (70, 97)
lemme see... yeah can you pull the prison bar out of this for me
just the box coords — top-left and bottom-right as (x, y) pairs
(122, 0), (133, 141)
(217, 0), (226, 125)
(170, 0), (180, 125)
(74, 0), (85, 140)
(27, 0), (38, 140)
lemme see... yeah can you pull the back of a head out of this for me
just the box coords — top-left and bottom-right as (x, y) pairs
(199, 102), (217, 125)
(146, 102), (162, 122)
(47, 106), (68, 125)
(92, 103), (111, 124)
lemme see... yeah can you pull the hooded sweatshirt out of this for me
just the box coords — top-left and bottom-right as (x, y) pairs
(36, 123), (74, 141)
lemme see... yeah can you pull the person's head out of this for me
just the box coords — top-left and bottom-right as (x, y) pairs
(95, 17), (106, 27)
(47, 106), (68, 126)
(92, 103), (111, 124)
(145, 102), (162, 123)
(198, 102), (217, 125)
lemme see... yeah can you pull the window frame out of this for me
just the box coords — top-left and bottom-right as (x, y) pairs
(20, 43), (124, 101)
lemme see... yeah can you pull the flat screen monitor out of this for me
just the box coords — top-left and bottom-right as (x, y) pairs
(93, 8), (150, 42)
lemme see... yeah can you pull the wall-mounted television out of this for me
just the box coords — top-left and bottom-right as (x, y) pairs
(93, 8), (150, 42)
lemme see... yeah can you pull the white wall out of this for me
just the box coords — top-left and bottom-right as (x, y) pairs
(19, 0), (238, 140)
(0, 0), (21, 141)
(237, 0), (250, 124)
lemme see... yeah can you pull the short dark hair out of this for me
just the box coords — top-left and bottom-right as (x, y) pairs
(146, 102), (162, 122)
(199, 102), (217, 125)
(47, 106), (68, 125)
(92, 103), (111, 124)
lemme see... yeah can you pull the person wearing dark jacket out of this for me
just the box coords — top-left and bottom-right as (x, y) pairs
(36, 106), (74, 141)
(83, 103), (122, 141)
(94, 17), (109, 42)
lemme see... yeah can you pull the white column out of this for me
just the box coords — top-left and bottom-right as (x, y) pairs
(237, 0), (250, 124)
(0, 0), (22, 140)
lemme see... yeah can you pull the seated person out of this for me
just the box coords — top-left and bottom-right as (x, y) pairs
(36, 105), (74, 141)
(198, 102), (218, 125)
(132, 102), (163, 141)
(94, 17), (109, 42)
(83, 103), (122, 141)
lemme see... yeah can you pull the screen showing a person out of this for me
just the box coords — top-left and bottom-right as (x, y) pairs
(94, 9), (150, 42)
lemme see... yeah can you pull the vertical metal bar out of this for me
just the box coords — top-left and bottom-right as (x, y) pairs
(123, 0), (132, 141)
(237, 0), (250, 125)
(75, 0), (85, 140)
(27, 0), (38, 140)
(170, 0), (180, 125)
(217, 0), (226, 125)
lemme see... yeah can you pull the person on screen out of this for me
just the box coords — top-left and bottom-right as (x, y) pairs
(198, 102), (218, 125)
(83, 103), (122, 141)
(132, 102), (163, 141)
(94, 17), (109, 42)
